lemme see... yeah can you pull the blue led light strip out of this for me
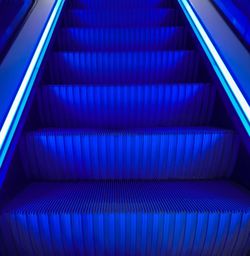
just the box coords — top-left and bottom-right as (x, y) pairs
(0, 0), (65, 168)
(179, 0), (250, 136)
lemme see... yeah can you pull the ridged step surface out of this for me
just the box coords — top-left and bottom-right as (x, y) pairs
(62, 9), (182, 28)
(19, 129), (239, 180)
(1, 181), (249, 255)
(68, 0), (175, 8)
(55, 27), (190, 51)
(46, 51), (200, 84)
(37, 83), (215, 128)
(1, 0), (249, 254)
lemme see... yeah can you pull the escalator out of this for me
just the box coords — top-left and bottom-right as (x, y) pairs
(0, 0), (249, 255)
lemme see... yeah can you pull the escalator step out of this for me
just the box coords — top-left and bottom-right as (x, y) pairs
(1, 0), (248, 254)
(62, 9), (182, 28)
(68, 0), (175, 9)
(1, 181), (249, 255)
(19, 129), (239, 180)
(46, 51), (200, 84)
(37, 83), (215, 128)
(55, 27), (190, 51)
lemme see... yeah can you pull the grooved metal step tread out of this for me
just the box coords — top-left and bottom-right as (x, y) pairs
(62, 9), (182, 28)
(68, 0), (176, 9)
(2, 181), (250, 214)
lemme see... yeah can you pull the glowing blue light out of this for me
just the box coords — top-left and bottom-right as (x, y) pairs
(0, 0), (65, 168)
(179, 0), (250, 136)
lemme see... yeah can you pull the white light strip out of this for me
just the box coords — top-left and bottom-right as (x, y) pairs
(0, 0), (64, 166)
(179, 0), (250, 127)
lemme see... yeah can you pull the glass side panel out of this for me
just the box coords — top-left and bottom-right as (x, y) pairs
(0, 0), (34, 61)
(211, 0), (250, 50)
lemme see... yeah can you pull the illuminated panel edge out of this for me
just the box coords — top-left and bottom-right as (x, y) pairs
(178, 0), (250, 136)
(0, 0), (65, 170)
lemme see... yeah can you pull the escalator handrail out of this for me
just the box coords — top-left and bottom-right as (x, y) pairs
(0, 0), (65, 184)
(178, 0), (250, 139)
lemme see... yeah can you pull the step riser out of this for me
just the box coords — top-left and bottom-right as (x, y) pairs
(55, 28), (190, 51)
(37, 84), (215, 128)
(1, 213), (249, 255)
(62, 10), (182, 27)
(46, 51), (200, 84)
(19, 131), (239, 180)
